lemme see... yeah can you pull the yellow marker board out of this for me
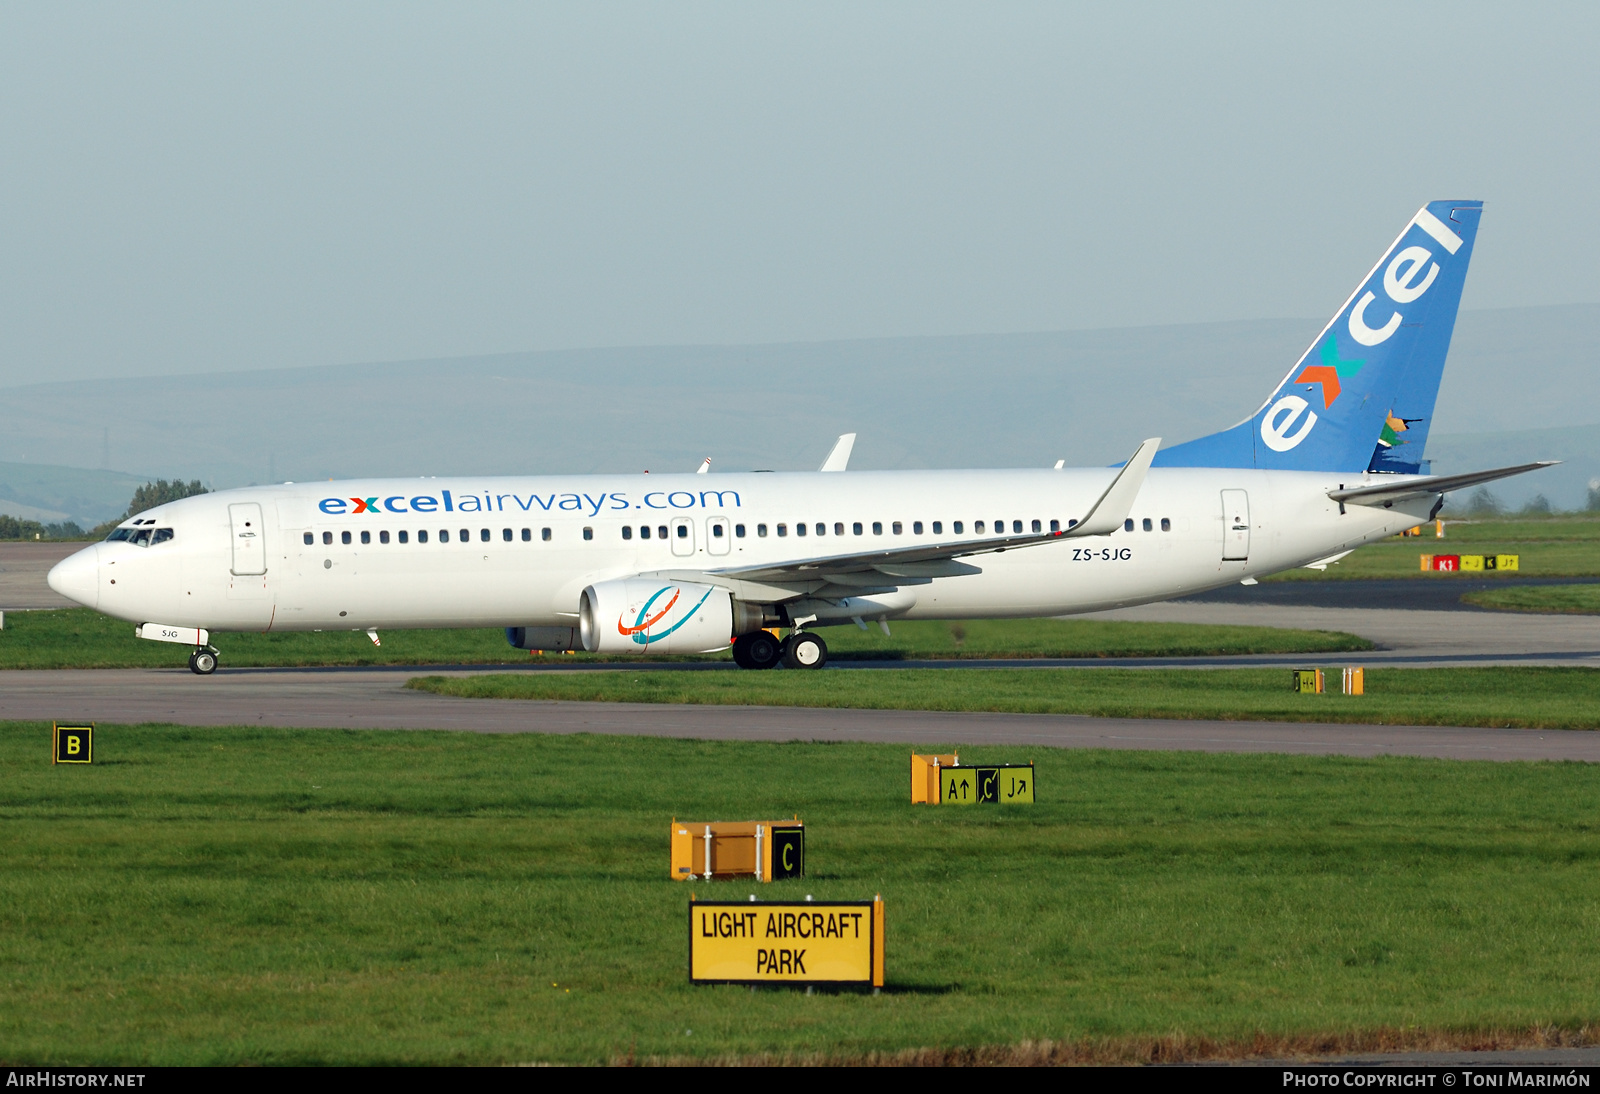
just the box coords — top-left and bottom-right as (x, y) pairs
(939, 763), (1034, 804)
(690, 898), (883, 986)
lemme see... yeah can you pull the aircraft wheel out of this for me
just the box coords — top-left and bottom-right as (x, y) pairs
(782, 632), (827, 670)
(189, 648), (218, 675)
(733, 631), (782, 670)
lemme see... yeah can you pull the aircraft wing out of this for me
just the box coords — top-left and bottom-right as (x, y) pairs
(1327, 461), (1558, 507)
(643, 438), (1160, 598)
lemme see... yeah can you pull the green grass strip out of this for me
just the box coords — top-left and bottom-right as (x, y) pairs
(4, 724), (1600, 1063)
(0, 608), (1369, 670)
(407, 666), (1600, 730)
(1462, 584), (1600, 615)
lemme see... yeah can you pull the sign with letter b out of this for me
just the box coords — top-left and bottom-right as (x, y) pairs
(53, 723), (94, 764)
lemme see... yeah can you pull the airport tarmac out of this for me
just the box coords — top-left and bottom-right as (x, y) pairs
(3, 665), (1596, 762)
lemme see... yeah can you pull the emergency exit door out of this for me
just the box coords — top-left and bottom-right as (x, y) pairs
(229, 503), (267, 575)
(1221, 490), (1250, 561)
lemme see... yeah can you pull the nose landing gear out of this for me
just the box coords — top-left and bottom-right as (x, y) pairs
(188, 647), (219, 675)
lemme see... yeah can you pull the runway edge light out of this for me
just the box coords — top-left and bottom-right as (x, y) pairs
(53, 723), (94, 764)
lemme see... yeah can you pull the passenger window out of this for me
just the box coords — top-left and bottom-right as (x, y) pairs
(1069, 519), (1079, 527)
(1031, 520), (1041, 533)
(735, 524), (746, 538)
(503, 528), (512, 542)
(933, 521), (943, 534)
(1124, 519), (1135, 532)
(522, 528), (531, 541)
(999, 520), (1008, 534)
(873, 522), (883, 535)
(796, 523), (807, 537)
(342, 531), (352, 545)
(419, 530), (429, 543)
(913, 521), (923, 535)
(852, 522), (863, 535)
(1050, 520), (1060, 532)
(952, 521), (962, 534)
(640, 525), (651, 539)
(323, 531), (333, 545)
(379, 531), (389, 544)
(480, 528), (490, 542)
(816, 523), (825, 536)
(712, 524), (724, 538)
(622, 526), (633, 540)
(583, 527), (594, 541)
(656, 526), (667, 539)
(975, 521), (985, 534)
(777, 523), (788, 537)
(398, 531), (408, 544)
(361, 531), (371, 545)
(892, 521), (902, 535)
(542, 528), (552, 541)
(152, 528), (174, 545)
(1161, 517), (1171, 532)
(757, 524), (768, 537)
(833, 522), (844, 536)
(460, 528), (470, 541)
(1142, 518), (1153, 532)
(303, 532), (313, 545)
(440, 529), (450, 542)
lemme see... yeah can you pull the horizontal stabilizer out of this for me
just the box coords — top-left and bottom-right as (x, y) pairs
(1327, 461), (1558, 507)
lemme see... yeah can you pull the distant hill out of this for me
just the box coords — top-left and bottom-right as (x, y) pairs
(0, 461), (148, 526)
(0, 303), (1593, 507)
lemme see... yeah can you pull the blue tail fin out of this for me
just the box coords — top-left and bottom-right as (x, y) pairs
(1155, 200), (1483, 472)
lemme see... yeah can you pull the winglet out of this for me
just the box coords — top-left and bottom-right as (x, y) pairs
(1067, 438), (1161, 537)
(819, 433), (856, 472)
(695, 458), (711, 474)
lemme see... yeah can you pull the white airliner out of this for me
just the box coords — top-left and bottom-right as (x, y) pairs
(49, 200), (1551, 674)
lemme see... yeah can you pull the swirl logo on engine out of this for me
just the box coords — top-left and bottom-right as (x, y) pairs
(618, 585), (715, 645)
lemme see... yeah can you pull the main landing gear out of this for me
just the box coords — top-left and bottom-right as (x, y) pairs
(730, 631), (828, 670)
(188, 647), (219, 675)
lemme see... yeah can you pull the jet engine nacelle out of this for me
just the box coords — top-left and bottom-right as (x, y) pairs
(579, 579), (734, 655)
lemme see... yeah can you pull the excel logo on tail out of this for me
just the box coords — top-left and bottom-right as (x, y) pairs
(1260, 336), (1364, 453)
(617, 585), (715, 646)
(1259, 207), (1461, 453)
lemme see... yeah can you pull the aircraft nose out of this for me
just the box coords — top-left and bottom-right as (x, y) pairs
(47, 544), (100, 610)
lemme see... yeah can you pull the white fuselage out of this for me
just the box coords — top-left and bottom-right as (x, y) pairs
(50, 466), (1431, 637)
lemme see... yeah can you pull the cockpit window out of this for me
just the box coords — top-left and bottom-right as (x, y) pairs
(107, 526), (173, 547)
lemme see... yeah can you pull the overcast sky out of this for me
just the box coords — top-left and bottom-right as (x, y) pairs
(2, 2), (1596, 388)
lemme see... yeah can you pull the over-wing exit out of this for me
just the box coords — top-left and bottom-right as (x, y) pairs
(49, 201), (1553, 674)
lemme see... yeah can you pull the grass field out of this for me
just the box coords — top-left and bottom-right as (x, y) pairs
(1462, 584), (1600, 615)
(1266, 515), (1600, 581)
(0, 609), (1369, 670)
(408, 666), (1600, 731)
(4, 724), (1600, 1064)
